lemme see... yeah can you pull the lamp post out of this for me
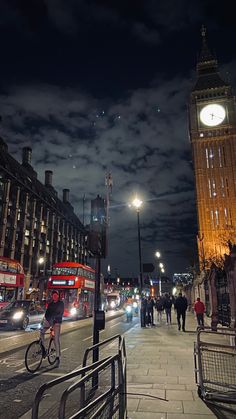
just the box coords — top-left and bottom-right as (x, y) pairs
(130, 197), (143, 293)
(159, 263), (165, 296)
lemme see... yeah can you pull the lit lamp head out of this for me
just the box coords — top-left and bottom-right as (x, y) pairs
(155, 251), (161, 259)
(161, 268), (165, 273)
(131, 197), (143, 210)
(159, 262), (164, 269)
(38, 257), (45, 265)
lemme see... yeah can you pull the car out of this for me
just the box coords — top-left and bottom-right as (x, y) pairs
(0, 300), (45, 330)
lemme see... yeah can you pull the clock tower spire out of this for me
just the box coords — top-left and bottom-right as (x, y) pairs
(189, 28), (236, 269)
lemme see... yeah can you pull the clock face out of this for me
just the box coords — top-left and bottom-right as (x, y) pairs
(200, 104), (226, 127)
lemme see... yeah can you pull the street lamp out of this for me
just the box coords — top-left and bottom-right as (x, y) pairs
(130, 196), (143, 293)
(159, 263), (165, 295)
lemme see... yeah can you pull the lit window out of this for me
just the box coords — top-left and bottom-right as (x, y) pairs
(215, 209), (219, 226)
(218, 147), (222, 167)
(212, 180), (216, 197)
(224, 208), (228, 225)
(206, 148), (209, 168)
(221, 177), (225, 197)
(209, 148), (214, 168)
(208, 179), (212, 197)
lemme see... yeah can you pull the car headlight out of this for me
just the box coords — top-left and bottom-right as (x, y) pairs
(12, 311), (24, 320)
(133, 302), (138, 308)
(70, 307), (77, 315)
(110, 301), (116, 309)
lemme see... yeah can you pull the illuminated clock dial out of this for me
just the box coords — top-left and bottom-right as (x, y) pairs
(200, 104), (226, 127)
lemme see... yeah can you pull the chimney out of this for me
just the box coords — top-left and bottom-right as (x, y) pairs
(22, 147), (32, 166)
(45, 170), (53, 187)
(63, 189), (70, 203)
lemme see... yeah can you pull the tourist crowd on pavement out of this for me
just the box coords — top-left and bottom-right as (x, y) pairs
(140, 292), (205, 331)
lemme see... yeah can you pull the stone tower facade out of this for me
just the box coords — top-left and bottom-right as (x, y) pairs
(189, 27), (236, 269)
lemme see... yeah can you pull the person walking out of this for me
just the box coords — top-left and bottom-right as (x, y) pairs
(146, 296), (155, 326)
(140, 296), (147, 327)
(163, 293), (172, 324)
(194, 297), (205, 327)
(174, 292), (188, 332)
(155, 296), (164, 323)
(40, 290), (64, 367)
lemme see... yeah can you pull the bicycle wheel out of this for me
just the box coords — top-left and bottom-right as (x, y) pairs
(25, 340), (43, 373)
(48, 338), (57, 365)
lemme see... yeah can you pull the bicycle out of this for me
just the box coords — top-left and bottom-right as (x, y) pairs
(25, 326), (57, 373)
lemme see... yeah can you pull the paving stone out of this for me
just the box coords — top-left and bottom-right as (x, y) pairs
(138, 399), (183, 413)
(127, 387), (166, 400)
(129, 375), (178, 384)
(127, 412), (166, 419)
(183, 400), (216, 414)
(166, 390), (194, 401)
(167, 415), (216, 419)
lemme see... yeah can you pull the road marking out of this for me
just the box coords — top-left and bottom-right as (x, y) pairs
(110, 322), (121, 329)
(82, 335), (93, 341)
(0, 333), (26, 341)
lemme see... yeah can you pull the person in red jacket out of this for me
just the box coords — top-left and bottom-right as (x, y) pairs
(194, 297), (205, 327)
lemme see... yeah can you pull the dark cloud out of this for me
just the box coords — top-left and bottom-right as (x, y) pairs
(0, 1), (236, 277)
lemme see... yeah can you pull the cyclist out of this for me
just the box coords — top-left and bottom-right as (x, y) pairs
(40, 290), (64, 367)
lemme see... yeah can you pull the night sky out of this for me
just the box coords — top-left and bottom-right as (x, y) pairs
(0, 0), (236, 279)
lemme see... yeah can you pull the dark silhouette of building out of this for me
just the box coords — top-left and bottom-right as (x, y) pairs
(0, 137), (87, 293)
(189, 26), (236, 269)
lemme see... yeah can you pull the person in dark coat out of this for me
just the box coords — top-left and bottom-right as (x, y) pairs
(140, 296), (147, 327)
(163, 293), (172, 324)
(174, 292), (188, 331)
(155, 296), (164, 323)
(146, 296), (155, 326)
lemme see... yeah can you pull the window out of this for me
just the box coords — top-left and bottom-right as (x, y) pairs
(225, 178), (229, 197)
(205, 148), (209, 168)
(222, 146), (226, 166)
(221, 177), (225, 197)
(212, 180), (216, 197)
(208, 179), (212, 197)
(209, 148), (214, 168)
(215, 209), (219, 226)
(218, 147), (222, 167)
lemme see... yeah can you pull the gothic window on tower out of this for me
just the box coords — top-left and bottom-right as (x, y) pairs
(224, 208), (228, 225)
(215, 209), (219, 227)
(208, 179), (212, 197)
(212, 180), (216, 197)
(206, 148), (209, 168)
(209, 148), (214, 168)
(221, 177), (225, 197)
(222, 146), (226, 166)
(225, 178), (229, 197)
(218, 147), (223, 167)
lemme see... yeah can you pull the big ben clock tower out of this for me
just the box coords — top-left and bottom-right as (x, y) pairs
(189, 26), (236, 269)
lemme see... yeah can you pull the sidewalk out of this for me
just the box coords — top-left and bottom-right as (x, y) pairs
(125, 311), (217, 419)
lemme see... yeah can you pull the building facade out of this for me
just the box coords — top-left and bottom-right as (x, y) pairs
(189, 27), (236, 270)
(0, 138), (87, 294)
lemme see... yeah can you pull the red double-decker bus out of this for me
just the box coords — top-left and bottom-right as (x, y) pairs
(0, 257), (25, 309)
(47, 262), (95, 319)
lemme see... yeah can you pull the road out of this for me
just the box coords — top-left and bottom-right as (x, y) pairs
(0, 312), (139, 419)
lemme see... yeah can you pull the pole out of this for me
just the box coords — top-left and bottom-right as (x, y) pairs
(82, 194), (85, 225)
(137, 210), (143, 292)
(93, 255), (101, 364)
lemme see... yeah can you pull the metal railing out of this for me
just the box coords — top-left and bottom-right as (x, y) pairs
(31, 334), (127, 419)
(194, 327), (236, 416)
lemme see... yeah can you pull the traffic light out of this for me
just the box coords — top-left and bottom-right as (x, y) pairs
(89, 195), (107, 258)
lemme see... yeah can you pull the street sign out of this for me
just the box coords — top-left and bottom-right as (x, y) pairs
(143, 263), (155, 273)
